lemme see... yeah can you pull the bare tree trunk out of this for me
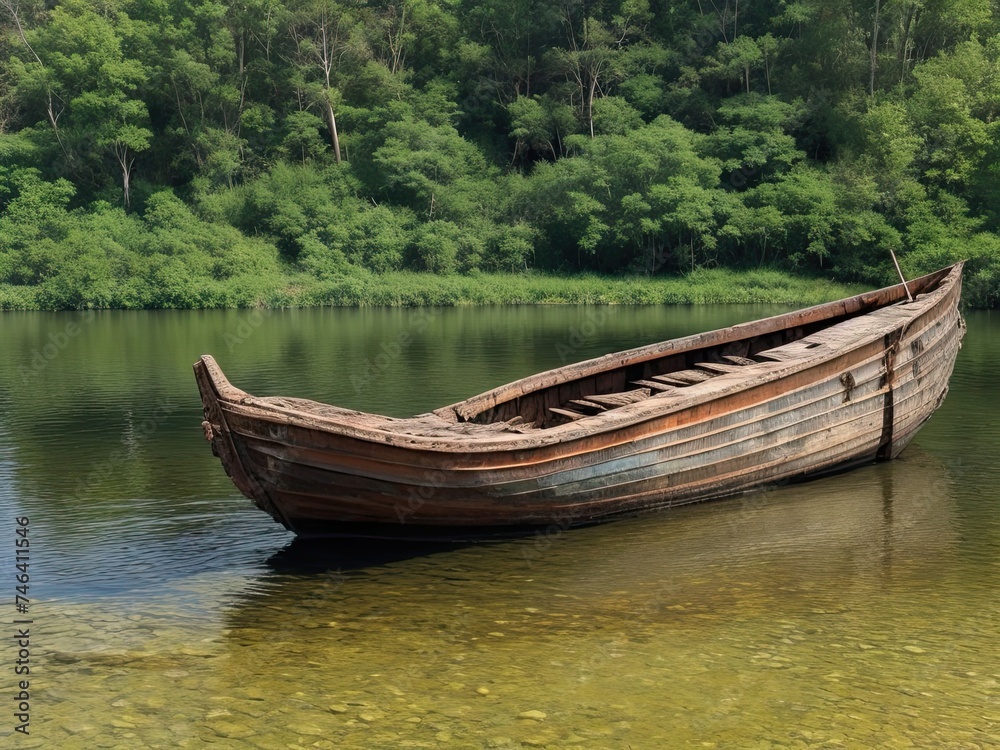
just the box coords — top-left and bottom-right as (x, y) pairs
(316, 10), (343, 162)
(324, 95), (341, 163)
(387, 4), (407, 74)
(587, 75), (598, 138)
(898, 3), (919, 82)
(870, 0), (880, 95)
(706, 0), (730, 42)
(2, 0), (68, 157)
(114, 143), (133, 208)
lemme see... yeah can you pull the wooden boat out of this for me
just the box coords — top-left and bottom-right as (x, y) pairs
(194, 263), (965, 539)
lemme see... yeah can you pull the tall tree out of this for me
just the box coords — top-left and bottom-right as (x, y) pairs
(6, 0), (152, 202)
(1, 0), (66, 154)
(288, 0), (365, 162)
(549, 0), (650, 138)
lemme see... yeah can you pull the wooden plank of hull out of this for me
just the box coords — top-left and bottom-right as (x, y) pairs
(247, 346), (887, 491)
(229, 354), (894, 526)
(268, 421), (890, 535)
(219, 346), (936, 508)
(194, 263), (965, 536)
(260, 389), (887, 521)
(220, 344), (946, 521)
(241, 412), (907, 534)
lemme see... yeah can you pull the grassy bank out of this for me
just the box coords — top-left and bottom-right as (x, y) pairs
(0, 268), (867, 311)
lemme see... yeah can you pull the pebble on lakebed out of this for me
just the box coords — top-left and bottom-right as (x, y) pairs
(518, 710), (547, 721)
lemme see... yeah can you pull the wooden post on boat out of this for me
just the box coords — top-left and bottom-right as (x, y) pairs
(890, 249), (914, 303)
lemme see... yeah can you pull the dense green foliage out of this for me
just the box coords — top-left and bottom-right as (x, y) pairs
(2, 0), (1000, 308)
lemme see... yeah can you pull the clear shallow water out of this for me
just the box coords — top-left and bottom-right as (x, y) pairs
(0, 305), (998, 749)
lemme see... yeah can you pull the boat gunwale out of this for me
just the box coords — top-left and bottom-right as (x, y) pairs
(220, 297), (961, 484)
(196, 263), (963, 455)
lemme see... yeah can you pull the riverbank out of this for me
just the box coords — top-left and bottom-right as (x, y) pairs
(0, 268), (867, 311)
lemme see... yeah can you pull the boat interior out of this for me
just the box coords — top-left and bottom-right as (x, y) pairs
(451, 266), (951, 431)
(459, 321), (831, 430)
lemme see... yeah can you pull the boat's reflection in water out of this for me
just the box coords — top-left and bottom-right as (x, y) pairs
(237, 444), (959, 622)
(265, 537), (466, 575)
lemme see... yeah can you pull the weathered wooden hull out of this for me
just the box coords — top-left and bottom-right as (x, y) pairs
(195, 264), (964, 539)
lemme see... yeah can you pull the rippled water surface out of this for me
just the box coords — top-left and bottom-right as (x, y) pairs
(1, 305), (998, 749)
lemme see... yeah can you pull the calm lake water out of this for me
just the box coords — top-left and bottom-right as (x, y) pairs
(1, 304), (998, 749)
